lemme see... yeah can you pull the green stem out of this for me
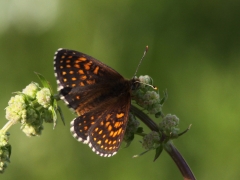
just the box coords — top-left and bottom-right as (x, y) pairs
(1, 120), (15, 133)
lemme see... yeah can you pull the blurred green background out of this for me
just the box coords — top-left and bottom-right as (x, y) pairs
(1, 0), (240, 179)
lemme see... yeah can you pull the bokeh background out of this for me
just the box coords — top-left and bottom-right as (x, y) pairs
(1, 0), (240, 179)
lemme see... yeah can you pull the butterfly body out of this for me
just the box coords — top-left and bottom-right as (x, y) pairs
(54, 48), (139, 157)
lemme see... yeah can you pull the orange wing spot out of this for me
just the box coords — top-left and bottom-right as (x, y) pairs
(68, 56), (72, 58)
(93, 66), (99, 74)
(84, 62), (91, 70)
(80, 75), (87, 80)
(112, 131), (118, 138)
(66, 64), (71, 68)
(100, 145), (104, 149)
(61, 55), (65, 59)
(72, 77), (77, 81)
(60, 66), (63, 69)
(80, 82), (85, 86)
(105, 139), (109, 143)
(105, 147), (108, 150)
(76, 95), (80, 99)
(62, 71), (67, 75)
(72, 84), (76, 87)
(78, 69), (84, 74)
(99, 130), (103, 135)
(78, 57), (87, 62)
(84, 126), (88, 130)
(74, 64), (80, 68)
(97, 140), (102, 145)
(114, 122), (122, 128)
(100, 121), (104, 126)
(60, 60), (63, 63)
(112, 146), (116, 149)
(63, 78), (67, 82)
(90, 116), (94, 120)
(66, 60), (71, 63)
(69, 70), (74, 74)
(105, 122), (110, 127)
(113, 140), (117, 144)
(110, 131), (114, 136)
(108, 125), (112, 131)
(94, 127), (99, 132)
(108, 140), (112, 145)
(116, 113), (124, 119)
(106, 114), (111, 121)
(117, 128), (122, 135)
(86, 79), (95, 85)
(102, 134), (106, 138)
(109, 147), (113, 150)
(94, 138), (96, 141)
(83, 120), (86, 124)
(91, 122), (95, 125)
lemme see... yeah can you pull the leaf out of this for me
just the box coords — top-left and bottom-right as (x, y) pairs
(35, 72), (53, 93)
(153, 144), (163, 162)
(56, 105), (65, 126)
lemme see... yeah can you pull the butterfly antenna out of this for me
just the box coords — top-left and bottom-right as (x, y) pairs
(134, 46), (149, 77)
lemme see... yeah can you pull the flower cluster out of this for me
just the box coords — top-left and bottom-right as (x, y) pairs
(5, 82), (54, 136)
(0, 131), (11, 173)
(132, 75), (162, 115)
(124, 113), (140, 146)
(159, 114), (180, 138)
(142, 131), (160, 150)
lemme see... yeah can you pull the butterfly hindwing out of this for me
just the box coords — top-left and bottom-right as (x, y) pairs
(71, 92), (131, 157)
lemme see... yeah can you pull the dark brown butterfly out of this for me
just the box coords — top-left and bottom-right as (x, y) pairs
(54, 49), (139, 157)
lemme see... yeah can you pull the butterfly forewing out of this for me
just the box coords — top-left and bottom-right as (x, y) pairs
(54, 49), (124, 110)
(54, 48), (136, 157)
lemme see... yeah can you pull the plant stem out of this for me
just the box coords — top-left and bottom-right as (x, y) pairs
(1, 121), (15, 133)
(131, 104), (196, 180)
(164, 141), (196, 180)
(130, 105), (159, 132)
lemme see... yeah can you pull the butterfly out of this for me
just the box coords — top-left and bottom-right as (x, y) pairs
(54, 48), (139, 157)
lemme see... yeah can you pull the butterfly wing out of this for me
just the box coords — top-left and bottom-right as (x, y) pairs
(71, 91), (131, 157)
(54, 48), (132, 156)
(54, 48), (126, 114)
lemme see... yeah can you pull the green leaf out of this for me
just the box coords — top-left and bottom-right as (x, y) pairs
(136, 127), (144, 134)
(160, 89), (168, 105)
(153, 144), (163, 162)
(56, 105), (65, 126)
(35, 72), (53, 93)
(49, 106), (57, 129)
